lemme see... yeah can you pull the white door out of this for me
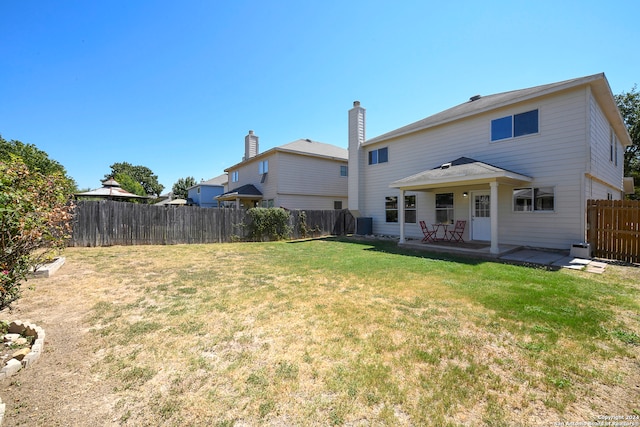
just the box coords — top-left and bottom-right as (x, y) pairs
(472, 192), (491, 241)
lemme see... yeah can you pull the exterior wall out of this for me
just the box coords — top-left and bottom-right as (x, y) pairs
(226, 151), (348, 210)
(360, 87), (595, 249)
(275, 152), (348, 209)
(277, 194), (347, 210)
(187, 186), (224, 208)
(588, 90), (626, 200)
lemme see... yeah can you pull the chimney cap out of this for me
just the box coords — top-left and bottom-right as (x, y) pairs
(248, 130), (254, 135)
(353, 101), (360, 107)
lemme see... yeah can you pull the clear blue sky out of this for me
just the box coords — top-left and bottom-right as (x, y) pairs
(2, 0), (639, 192)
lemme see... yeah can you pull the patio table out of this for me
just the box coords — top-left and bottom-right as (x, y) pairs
(432, 223), (450, 241)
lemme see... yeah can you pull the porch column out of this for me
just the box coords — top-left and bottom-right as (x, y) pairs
(399, 189), (406, 243)
(235, 197), (240, 210)
(490, 181), (499, 254)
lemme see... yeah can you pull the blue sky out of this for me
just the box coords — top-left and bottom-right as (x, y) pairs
(1, 0), (639, 192)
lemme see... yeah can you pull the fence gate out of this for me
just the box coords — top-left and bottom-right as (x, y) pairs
(587, 199), (640, 264)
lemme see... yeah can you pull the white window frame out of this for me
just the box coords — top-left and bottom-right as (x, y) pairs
(512, 186), (555, 212)
(340, 165), (348, 177)
(231, 171), (239, 183)
(368, 147), (389, 165)
(259, 160), (269, 174)
(385, 195), (416, 223)
(491, 109), (539, 142)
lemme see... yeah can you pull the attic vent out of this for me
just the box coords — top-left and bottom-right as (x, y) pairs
(440, 162), (452, 169)
(469, 94), (481, 102)
(305, 138), (312, 142)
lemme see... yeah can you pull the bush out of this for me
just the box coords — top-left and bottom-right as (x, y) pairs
(0, 156), (74, 309)
(246, 208), (291, 241)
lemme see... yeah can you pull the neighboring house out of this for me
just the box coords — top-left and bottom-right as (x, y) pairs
(217, 130), (348, 210)
(347, 73), (633, 253)
(187, 174), (227, 208)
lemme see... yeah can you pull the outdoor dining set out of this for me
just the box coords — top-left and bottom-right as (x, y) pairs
(419, 220), (466, 243)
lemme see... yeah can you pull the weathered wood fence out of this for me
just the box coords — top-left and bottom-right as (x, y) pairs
(69, 200), (355, 247)
(587, 199), (640, 264)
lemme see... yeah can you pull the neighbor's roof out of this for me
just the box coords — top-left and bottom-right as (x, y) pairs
(188, 173), (227, 190)
(75, 178), (149, 199)
(215, 184), (263, 200)
(225, 139), (347, 171)
(390, 157), (532, 190)
(367, 73), (632, 147)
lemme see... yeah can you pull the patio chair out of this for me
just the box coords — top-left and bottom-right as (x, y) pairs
(447, 220), (466, 243)
(419, 221), (437, 243)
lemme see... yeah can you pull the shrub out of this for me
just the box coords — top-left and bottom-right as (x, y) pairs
(0, 156), (74, 309)
(246, 208), (291, 241)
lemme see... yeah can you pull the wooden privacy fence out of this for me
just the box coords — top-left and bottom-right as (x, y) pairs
(587, 199), (640, 264)
(69, 200), (355, 247)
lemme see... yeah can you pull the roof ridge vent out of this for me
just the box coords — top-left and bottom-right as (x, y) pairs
(441, 162), (452, 169)
(469, 94), (481, 102)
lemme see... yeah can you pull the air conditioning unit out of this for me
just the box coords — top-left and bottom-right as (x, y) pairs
(570, 243), (591, 259)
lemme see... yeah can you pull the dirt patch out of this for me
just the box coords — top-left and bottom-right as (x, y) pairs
(0, 260), (119, 426)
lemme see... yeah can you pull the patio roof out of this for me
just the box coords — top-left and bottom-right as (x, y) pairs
(389, 157), (532, 190)
(75, 178), (150, 200)
(215, 184), (262, 201)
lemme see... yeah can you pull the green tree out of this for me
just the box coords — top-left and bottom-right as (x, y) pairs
(615, 85), (640, 199)
(0, 156), (74, 309)
(0, 135), (77, 191)
(106, 162), (164, 197)
(172, 176), (197, 199)
(114, 173), (147, 196)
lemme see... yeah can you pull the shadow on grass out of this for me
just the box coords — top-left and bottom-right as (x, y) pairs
(287, 235), (488, 267)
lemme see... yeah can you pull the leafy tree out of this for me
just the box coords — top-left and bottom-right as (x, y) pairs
(114, 173), (147, 196)
(106, 162), (164, 197)
(0, 156), (74, 309)
(172, 176), (197, 199)
(0, 135), (77, 191)
(615, 85), (640, 199)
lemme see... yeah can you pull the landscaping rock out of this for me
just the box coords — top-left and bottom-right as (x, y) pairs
(11, 348), (30, 361)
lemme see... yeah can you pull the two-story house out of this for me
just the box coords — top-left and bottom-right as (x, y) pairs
(187, 174), (227, 208)
(348, 73), (632, 253)
(217, 131), (348, 210)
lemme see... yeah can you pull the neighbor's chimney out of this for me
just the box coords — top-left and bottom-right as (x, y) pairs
(348, 101), (365, 215)
(244, 130), (259, 160)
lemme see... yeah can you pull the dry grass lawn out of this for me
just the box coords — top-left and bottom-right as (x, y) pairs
(1, 238), (639, 426)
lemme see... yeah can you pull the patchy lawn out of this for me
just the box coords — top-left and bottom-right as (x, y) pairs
(1, 238), (639, 426)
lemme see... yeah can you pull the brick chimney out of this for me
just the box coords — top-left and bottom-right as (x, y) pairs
(348, 101), (365, 215)
(244, 130), (259, 161)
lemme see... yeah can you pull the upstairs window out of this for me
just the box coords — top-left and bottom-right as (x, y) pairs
(259, 160), (268, 174)
(369, 147), (389, 165)
(231, 171), (239, 183)
(340, 165), (348, 176)
(610, 129), (619, 166)
(491, 109), (539, 141)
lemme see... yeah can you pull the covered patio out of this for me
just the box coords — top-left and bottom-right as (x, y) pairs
(215, 184), (262, 209)
(390, 157), (532, 254)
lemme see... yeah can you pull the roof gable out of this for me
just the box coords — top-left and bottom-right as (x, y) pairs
(225, 139), (347, 172)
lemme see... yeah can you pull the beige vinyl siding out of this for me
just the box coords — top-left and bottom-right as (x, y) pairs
(277, 194), (347, 210)
(276, 152), (347, 199)
(588, 92), (625, 199)
(361, 88), (591, 248)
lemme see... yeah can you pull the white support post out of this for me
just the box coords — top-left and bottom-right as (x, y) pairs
(490, 182), (499, 254)
(399, 189), (405, 244)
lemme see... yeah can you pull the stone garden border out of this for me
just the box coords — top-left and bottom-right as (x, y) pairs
(0, 320), (46, 426)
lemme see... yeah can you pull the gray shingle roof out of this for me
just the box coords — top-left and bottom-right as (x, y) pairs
(390, 157), (532, 189)
(366, 73), (622, 145)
